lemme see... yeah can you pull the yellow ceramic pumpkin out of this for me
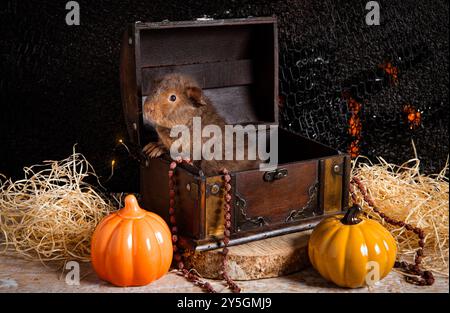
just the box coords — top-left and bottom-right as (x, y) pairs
(308, 205), (397, 288)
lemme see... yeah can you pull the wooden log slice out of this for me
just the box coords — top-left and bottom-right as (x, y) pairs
(184, 230), (312, 280)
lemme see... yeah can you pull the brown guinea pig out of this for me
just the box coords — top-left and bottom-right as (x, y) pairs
(142, 73), (261, 176)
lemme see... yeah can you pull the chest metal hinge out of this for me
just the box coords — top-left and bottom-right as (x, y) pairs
(285, 181), (319, 222)
(235, 194), (268, 230)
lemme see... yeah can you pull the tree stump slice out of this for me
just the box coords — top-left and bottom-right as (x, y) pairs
(184, 230), (312, 281)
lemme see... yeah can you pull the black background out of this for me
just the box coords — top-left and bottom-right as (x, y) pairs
(1, 0), (448, 192)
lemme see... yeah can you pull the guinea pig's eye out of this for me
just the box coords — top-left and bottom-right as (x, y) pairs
(169, 95), (177, 102)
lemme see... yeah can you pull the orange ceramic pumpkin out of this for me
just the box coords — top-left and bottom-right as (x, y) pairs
(91, 194), (173, 287)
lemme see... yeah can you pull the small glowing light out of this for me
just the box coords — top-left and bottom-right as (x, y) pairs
(118, 138), (130, 153)
(105, 159), (116, 182)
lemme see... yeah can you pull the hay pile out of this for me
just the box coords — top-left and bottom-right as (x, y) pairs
(351, 154), (449, 276)
(0, 149), (116, 263)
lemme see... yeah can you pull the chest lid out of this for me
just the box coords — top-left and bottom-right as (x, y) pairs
(120, 17), (278, 145)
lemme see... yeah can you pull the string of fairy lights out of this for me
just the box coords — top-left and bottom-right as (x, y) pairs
(105, 138), (143, 184)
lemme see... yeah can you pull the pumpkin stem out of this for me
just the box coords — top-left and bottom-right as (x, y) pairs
(119, 194), (146, 219)
(341, 204), (363, 225)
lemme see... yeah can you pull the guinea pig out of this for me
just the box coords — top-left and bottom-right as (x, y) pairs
(142, 73), (261, 176)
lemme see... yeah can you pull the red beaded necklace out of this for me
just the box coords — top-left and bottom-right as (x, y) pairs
(167, 157), (241, 293)
(351, 176), (434, 286)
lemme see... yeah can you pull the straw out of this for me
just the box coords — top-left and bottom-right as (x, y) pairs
(351, 146), (449, 276)
(0, 147), (116, 264)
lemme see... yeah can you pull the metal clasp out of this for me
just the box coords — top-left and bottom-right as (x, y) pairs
(263, 168), (288, 182)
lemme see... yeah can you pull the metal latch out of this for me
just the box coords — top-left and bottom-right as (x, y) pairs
(263, 168), (288, 182)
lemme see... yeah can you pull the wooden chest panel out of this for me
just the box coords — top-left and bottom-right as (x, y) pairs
(140, 158), (200, 239)
(234, 161), (319, 232)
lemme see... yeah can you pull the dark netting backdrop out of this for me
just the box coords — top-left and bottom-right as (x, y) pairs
(0, 0), (448, 191)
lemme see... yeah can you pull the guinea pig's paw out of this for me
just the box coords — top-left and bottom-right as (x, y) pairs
(143, 142), (166, 158)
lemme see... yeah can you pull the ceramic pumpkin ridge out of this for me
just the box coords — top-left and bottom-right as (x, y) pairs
(308, 205), (397, 288)
(91, 194), (173, 287)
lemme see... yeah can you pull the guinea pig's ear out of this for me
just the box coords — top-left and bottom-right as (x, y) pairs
(153, 77), (163, 88)
(186, 86), (207, 107)
(148, 78), (163, 94)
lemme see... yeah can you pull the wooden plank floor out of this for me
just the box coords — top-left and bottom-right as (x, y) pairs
(0, 255), (447, 293)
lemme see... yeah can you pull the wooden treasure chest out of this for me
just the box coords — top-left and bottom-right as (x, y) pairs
(120, 16), (350, 251)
